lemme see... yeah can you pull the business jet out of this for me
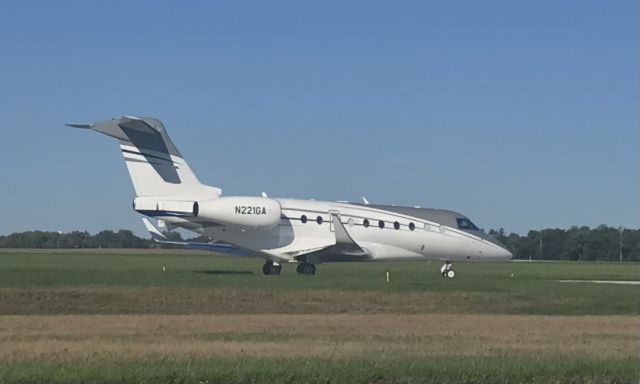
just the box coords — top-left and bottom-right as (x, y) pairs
(68, 116), (512, 278)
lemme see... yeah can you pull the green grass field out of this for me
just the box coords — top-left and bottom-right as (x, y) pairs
(0, 249), (638, 383)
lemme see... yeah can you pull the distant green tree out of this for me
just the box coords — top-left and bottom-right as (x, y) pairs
(0, 226), (638, 261)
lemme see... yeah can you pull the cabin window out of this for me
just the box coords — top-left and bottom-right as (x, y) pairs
(317, 216), (323, 225)
(393, 221), (400, 230)
(378, 220), (385, 229)
(363, 219), (370, 228)
(301, 215), (307, 224)
(456, 218), (479, 230)
(409, 222), (415, 231)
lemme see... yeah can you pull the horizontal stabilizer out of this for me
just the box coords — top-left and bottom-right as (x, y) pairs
(65, 123), (93, 129)
(118, 116), (160, 134)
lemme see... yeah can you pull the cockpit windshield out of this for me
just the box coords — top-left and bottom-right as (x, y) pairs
(456, 217), (479, 231)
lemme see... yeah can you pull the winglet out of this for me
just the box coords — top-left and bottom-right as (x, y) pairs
(294, 212), (369, 260)
(329, 212), (369, 257)
(142, 218), (169, 242)
(330, 213), (357, 245)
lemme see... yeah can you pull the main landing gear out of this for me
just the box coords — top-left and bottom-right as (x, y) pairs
(441, 262), (455, 279)
(262, 262), (281, 275)
(296, 262), (316, 276)
(262, 262), (317, 276)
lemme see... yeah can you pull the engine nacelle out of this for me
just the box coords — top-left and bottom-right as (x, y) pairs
(194, 196), (281, 229)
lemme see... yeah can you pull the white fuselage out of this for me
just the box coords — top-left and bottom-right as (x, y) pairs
(196, 198), (512, 263)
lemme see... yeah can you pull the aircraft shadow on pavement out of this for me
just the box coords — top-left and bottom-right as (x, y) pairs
(194, 270), (255, 276)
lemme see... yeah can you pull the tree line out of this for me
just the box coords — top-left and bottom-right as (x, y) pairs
(489, 226), (638, 262)
(0, 226), (637, 261)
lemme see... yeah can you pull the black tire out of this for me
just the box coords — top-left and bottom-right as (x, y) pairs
(302, 263), (316, 275)
(263, 262), (280, 275)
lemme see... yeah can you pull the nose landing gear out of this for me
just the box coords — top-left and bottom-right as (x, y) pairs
(296, 262), (316, 276)
(440, 262), (455, 279)
(262, 262), (281, 275)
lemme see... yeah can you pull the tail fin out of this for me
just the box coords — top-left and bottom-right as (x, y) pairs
(68, 116), (221, 199)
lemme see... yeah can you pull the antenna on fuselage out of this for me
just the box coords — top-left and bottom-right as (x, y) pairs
(361, 197), (370, 205)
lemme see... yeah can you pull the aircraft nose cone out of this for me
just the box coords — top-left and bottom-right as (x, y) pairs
(475, 232), (513, 260)
(500, 247), (514, 260)
(487, 245), (512, 261)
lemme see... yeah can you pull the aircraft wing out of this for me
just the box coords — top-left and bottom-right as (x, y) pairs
(294, 212), (371, 263)
(142, 218), (256, 256)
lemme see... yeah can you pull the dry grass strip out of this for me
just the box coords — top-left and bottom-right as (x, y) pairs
(0, 314), (636, 361)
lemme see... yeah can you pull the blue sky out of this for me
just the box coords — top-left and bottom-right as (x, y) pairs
(0, 0), (637, 236)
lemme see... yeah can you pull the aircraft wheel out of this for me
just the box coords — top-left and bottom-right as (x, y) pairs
(303, 263), (316, 275)
(297, 263), (316, 276)
(440, 262), (454, 279)
(262, 262), (281, 276)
